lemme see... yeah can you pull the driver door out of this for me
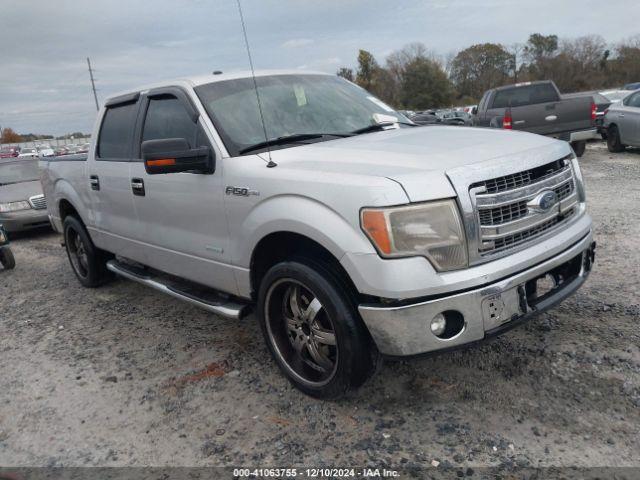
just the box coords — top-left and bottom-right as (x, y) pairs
(127, 88), (236, 294)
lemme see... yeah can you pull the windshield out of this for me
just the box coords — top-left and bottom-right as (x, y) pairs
(195, 74), (410, 156)
(0, 159), (40, 185)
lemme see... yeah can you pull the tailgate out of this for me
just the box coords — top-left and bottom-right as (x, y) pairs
(510, 101), (559, 135)
(511, 96), (593, 136)
(552, 95), (594, 134)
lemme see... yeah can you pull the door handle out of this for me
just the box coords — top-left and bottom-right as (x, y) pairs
(513, 120), (525, 125)
(619, 114), (625, 118)
(131, 178), (145, 196)
(89, 175), (100, 191)
(545, 115), (558, 122)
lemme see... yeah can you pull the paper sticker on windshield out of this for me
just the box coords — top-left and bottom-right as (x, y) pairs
(294, 85), (307, 106)
(367, 96), (394, 112)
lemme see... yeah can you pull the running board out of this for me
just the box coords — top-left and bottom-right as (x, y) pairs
(106, 260), (249, 320)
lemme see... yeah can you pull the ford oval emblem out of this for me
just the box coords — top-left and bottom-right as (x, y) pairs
(528, 190), (558, 213)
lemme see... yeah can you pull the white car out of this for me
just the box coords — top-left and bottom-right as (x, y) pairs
(600, 89), (632, 105)
(39, 148), (55, 157)
(17, 148), (39, 158)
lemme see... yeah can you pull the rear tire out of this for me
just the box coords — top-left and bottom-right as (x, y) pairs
(63, 215), (113, 287)
(0, 247), (15, 269)
(257, 259), (378, 399)
(607, 125), (626, 153)
(571, 140), (586, 157)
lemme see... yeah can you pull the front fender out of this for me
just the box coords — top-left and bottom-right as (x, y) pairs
(233, 195), (375, 268)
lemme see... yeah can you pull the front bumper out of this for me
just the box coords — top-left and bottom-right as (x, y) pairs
(358, 232), (595, 357)
(1, 209), (51, 232)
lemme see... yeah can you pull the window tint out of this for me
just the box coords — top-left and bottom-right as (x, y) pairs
(626, 92), (640, 108)
(142, 96), (198, 146)
(97, 102), (137, 159)
(478, 92), (489, 111)
(492, 84), (558, 108)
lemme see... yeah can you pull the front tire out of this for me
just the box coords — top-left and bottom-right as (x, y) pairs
(63, 215), (113, 287)
(607, 125), (626, 153)
(257, 260), (378, 399)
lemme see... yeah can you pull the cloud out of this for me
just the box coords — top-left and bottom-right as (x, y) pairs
(1, 0), (640, 135)
(281, 38), (314, 48)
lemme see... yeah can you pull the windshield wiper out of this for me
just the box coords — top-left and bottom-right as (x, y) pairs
(238, 133), (352, 155)
(351, 121), (417, 135)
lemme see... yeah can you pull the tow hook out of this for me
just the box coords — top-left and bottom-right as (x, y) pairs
(584, 241), (596, 272)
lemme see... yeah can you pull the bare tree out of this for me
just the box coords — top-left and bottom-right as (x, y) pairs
(508, 43), (525, 82)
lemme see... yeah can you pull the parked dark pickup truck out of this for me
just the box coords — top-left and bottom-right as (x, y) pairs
(473, 80), (598, 157)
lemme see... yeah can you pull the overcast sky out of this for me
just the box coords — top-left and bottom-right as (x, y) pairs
(1, 0), (639, 135)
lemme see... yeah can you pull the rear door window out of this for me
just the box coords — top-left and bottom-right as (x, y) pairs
(97, 101), (138, 160)
(492, 84), (558, 108)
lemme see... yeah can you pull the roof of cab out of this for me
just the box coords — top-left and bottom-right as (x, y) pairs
(103, 69), (332, 105)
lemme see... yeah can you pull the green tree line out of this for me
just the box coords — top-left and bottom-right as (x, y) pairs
(338, 33), (640, 110)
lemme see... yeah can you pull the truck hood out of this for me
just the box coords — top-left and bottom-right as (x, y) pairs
(268, 126), (570, 202)
(0, 180), (43, 203)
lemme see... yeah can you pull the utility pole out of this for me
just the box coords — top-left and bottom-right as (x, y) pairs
(87, 57), (99, 111)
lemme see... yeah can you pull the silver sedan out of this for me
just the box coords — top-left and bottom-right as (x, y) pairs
(604, 89), (640, 152)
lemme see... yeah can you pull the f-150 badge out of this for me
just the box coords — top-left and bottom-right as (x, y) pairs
(225, 186), (260, 196)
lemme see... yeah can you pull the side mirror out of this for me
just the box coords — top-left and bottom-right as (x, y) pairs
(142, 138), (213, 175)
(471, 106), (478, 115)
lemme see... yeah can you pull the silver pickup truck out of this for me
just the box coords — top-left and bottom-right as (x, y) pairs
(473, 80), (599, 157)
(41, 71), (595, 398)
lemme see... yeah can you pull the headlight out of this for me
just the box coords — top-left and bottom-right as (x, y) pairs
(569, 155), (586, 202)
(0, 201), (31, 213)
(361, 199), (468, 271)
(0, 229), (6, 243)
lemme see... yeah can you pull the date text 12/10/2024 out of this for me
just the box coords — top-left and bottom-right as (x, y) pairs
(232, 468), (400, 478)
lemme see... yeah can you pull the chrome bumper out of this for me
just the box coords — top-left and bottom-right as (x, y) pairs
(554, 129), (599, 142)
(0, 209), (51, 232)
(358, 232), (595, 357)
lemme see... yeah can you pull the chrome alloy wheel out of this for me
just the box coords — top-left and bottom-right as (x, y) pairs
(67, 229), (89, 278)
(265, 278), (339, 387)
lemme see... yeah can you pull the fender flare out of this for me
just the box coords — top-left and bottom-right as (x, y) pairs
(54, 179), (91, 227)
(234, 195), (375, 269)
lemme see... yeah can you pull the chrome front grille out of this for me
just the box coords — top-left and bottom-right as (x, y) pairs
(29, 194), (47, 210)
(492, 208), (576, 251)
(471, 159), (566, 194)
(471, 157), (579, 256)
(479, 179), (575, 226)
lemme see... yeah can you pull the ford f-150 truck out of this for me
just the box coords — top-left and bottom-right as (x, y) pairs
(41, 71), (595, 399)
(473, 80), (599, 157)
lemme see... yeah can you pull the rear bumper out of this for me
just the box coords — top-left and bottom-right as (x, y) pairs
(1, 209), (51, 232)
(358, 232), (595, 357)
(553, 129), (599, 142)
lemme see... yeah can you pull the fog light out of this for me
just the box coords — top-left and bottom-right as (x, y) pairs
(430, 313), (446, 336)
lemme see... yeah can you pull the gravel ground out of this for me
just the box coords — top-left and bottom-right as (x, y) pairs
(0, 143), (639, 473)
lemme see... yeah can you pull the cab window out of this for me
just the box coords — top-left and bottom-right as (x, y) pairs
(492, 84), (558, 109)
